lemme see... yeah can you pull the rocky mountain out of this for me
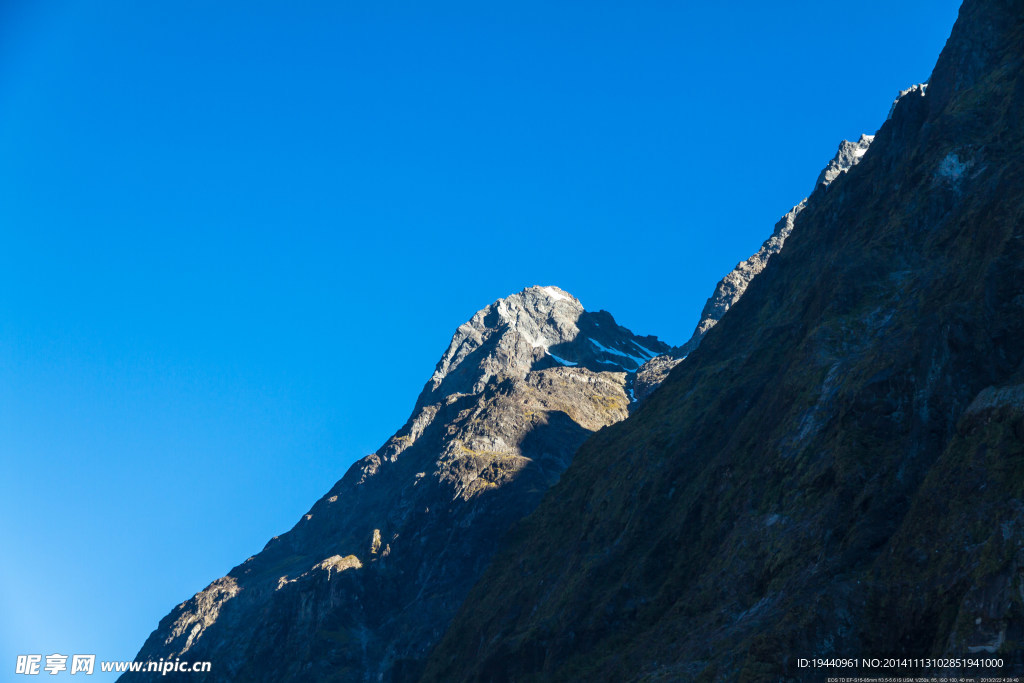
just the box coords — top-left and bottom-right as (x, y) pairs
(424, 0), (1024, 680)
(121, 286), (669, 682)
(123, 119), (877, 678)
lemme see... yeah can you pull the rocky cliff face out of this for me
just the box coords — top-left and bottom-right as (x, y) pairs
(425, 0), (1024, 680)
(121, 286), (668, 683)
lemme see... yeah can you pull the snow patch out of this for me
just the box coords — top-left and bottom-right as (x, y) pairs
(542, 286), (570, 303)
(589, 338), (648, 369)
(548, 352), (578, 367)
(521, 330), (550, 350)
(630, 341), (661, 360)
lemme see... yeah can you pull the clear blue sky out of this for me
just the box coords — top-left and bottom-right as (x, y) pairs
(1, 0), (960, 678)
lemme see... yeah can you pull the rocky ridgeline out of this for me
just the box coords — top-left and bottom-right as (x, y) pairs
(634, 133), (874, 400)
(122, 286), (668, 682)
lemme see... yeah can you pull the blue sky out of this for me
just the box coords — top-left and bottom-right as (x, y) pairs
(1, 1), (960, 678)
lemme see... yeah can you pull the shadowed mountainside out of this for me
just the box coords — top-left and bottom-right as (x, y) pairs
(423, 0), (1024, 679)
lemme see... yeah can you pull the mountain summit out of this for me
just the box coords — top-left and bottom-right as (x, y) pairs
(417, 285), (666, 408)
(122, 287), (668, 682)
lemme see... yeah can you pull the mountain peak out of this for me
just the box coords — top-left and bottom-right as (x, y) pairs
(533, 284), (581, 306)
(415, 286), (669, 409)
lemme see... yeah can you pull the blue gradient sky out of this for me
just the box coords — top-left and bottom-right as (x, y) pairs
(1, 1), (960, 678)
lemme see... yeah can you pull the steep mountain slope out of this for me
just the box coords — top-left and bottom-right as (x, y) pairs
(424, 1), (1024, 680)
(635, 135), (873, 401)
(682, 134), (873, 358)
(121, 286), (668, 682)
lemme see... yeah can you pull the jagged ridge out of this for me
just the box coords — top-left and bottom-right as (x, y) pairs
(634, 133), (874, 401)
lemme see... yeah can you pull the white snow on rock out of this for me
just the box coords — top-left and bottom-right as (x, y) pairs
(530, 333), (550, 350)
(541, 286), (571, 303)
(630, 341), (661, 360)
(588, 338), (648, 368)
